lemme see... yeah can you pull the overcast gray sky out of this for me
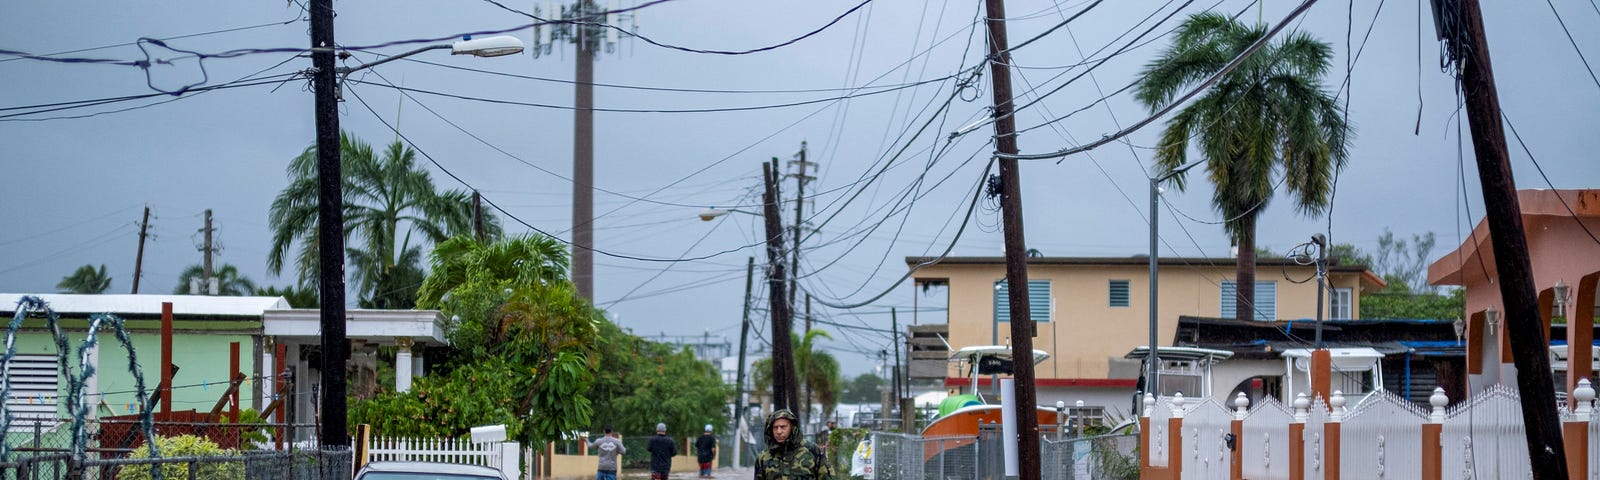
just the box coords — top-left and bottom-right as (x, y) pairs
(3, 0), (1597, 376)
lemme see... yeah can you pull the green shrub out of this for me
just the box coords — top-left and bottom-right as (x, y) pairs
(117, 435), (243, 480)
(826, 428), (869, 478)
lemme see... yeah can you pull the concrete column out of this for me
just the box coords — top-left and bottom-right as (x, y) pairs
(1326, 391), (1346, 480)
(412, 350), (425, 378)
(395, 337), (414, 393)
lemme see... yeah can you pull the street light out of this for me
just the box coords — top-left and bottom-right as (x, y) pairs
(308, 30), (523, 449)
(336, 36), (526, 80)
(698, 207), (760, 221)
(1147, 159), (1206, 402)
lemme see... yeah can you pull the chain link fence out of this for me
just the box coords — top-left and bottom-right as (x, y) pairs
(871, 430), (1138, 480)
(1, 448), (350, 480)
(2, 419), (338, 480)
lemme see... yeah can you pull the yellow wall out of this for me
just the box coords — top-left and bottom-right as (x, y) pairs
(914, 262), (1368, 380)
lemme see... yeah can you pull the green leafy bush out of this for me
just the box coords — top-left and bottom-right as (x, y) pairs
(117, 435), (243, 480)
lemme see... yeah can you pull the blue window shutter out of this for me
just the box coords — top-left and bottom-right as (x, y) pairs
(1220, 281), (1237, 318)
(1108, 280), (1130, 307)
(995, 280), (1052, 322)
(1255, 281), (1276, 321)
(1221, 281), (1277, 320)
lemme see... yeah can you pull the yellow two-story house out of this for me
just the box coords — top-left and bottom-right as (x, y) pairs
(904, 256), (1385, 410)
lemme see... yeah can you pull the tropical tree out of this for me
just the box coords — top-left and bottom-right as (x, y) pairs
(349, 234), (599, 444)
(586, 319), (728, 437)
(794, 328), (842, 423)
(173, 264), (256, 296)
(842, 373), (887, 404)
(267, 132), (501, 308)
(1135, 13), (1350, 320)
(57, 264), (112, 294)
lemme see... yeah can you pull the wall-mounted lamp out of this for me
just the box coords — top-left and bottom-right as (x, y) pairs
(1485, 307), (1500, 336)
(1554, 279), (1571, 316)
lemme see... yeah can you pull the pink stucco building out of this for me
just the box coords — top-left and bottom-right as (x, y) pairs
(1427, 189), (1600, 398)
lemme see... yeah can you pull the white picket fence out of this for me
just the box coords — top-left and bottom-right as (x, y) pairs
(367, 436), (521, 479)
(1146, 380), (1599, 480)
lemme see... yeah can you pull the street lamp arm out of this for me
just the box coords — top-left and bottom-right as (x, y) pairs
(336, 44), (452, 77)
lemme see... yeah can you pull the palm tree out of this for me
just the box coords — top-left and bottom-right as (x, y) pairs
(253, 285), (320, 308)
(173, 264), (257, 296)
(267, 132), (501, 306)
(794, 328), (842, 425)
(57, 264), (112, 294)
(416, 234), (570, 310)
(1135, 12), (1350, 320)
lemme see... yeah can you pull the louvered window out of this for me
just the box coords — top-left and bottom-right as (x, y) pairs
(3, 354), (59, 431)
(995, 280), (1051, 322)
(1108, 280), (1131, 307)
(1220, 281), (1277, 321)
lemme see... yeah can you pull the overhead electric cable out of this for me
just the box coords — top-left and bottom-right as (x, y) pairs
(482, 0), (871, 55)
(998, 0), (1322, 161)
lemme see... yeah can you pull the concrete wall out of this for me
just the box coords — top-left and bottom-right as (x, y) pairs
(913, 262), (1368, 380)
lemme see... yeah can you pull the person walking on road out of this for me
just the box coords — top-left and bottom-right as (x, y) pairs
(588, 426), (626, 480)
(647, 422), (677, 480)
(754, 409), (833, 480)
(695, 424), (718, 478)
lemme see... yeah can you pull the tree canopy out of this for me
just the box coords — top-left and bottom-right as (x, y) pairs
(1136, 12), (1350, 320)
(57, 264), (111, 294)
(173, 263), (256, 296)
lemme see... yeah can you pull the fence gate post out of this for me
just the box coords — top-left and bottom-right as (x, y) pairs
(1169, 393), (1186, 478)
(1564, 379), (1593, 480)
(1289, 393), (1308, 480)
(1231, 393), (1248, 480)
(1139, 394), (1155, 479)
(1326, 391), (1345, 480)
(1422, 387), (1446, 480)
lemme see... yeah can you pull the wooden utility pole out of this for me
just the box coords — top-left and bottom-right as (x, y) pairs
(732, 256), (754, 469)
(891, 308), (901, 405)
(762, 162), (798, 413)
(788, 142), (812, 313)
(202, 208), (214, 294)
(472, 190), (485, 243)
(131, 206), (150, 294)
(982, 0), (1042, 476)
(310, 0), (351, 448)
(1446, 0), (1569, 476)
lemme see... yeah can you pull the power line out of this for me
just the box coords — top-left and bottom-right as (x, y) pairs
(482, 0), (872, 56)
(344, 83), (770, 264)
(344, 70), (971, 113)
(1542, 0), (1600, 91)
(1500, 110), (1600, 247)
(0, 10), (303, 64)
(998, 0), (1323, 161)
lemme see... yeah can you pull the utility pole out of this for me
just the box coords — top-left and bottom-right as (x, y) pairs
(761, 162), (798, 414)
(1435, 0), (1568, 476)
(202, 209), (215, 295)
(805, 294), (812, 332)
(891, 307), (901, 405)
(472, 190), (485, 243)
(131, 206), (150, 294)
(531, 0), (636, 302)
(571, 0), (596, 301)
(310, 0), (350, 449)
(982, 0), (1042, 476)
(787, 142), (812, 313)
(732, 256), (754, 469)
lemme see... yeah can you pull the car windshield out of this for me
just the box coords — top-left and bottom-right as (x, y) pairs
(357, 473), (499, 480)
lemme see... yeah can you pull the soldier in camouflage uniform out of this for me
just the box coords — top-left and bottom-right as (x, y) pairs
(754, 409), (834, 480)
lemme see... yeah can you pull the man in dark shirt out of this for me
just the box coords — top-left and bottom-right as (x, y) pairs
(647, 422), (677, 480)
(695, 424), (718, 478)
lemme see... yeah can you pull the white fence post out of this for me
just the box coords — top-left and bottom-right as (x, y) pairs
(499, 442), (521, 480)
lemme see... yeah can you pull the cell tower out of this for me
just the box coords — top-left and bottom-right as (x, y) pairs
(529, 0), (638, 301)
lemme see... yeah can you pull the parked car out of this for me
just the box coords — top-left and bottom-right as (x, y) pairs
(354, 461), (506, 480)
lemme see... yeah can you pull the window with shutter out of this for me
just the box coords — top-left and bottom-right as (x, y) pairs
(995, 280), (1051, 322)
(1220, 281), (1277, 320)
(3, 354), (59, 432)
(1108, 280), (1130, 307)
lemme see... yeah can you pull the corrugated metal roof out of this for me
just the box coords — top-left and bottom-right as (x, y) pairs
(2, 294), (289, 317)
